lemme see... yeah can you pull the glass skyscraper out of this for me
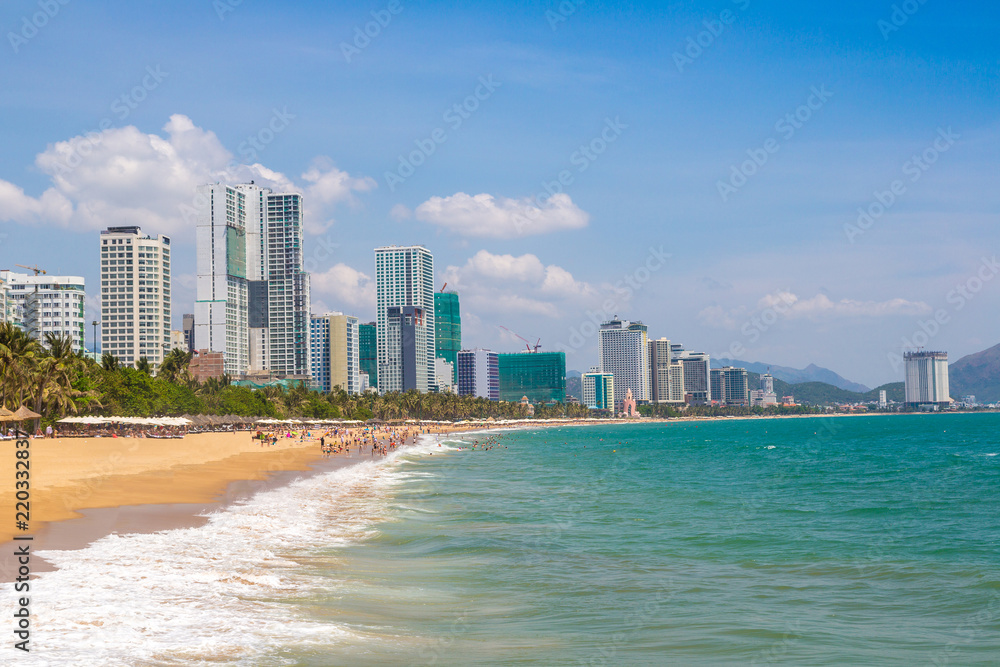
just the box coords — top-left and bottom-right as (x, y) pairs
(358, 321), (378, 388)
(434, 291), (461, 383)
(498, 351), (566, 404)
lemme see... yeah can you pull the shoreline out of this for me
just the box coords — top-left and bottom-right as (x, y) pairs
(0, 421), (564, 581)
(3, 412), (981, 581)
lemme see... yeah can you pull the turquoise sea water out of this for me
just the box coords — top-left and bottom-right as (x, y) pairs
(10, 414), (1000, 665)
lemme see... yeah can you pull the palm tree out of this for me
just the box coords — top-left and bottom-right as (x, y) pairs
(158, 348), (192, 383)
(30, 333), (84, 432)
(101, 352), (121, 372)
(0, 322), (39, 408)
(136, 357), (152, 375)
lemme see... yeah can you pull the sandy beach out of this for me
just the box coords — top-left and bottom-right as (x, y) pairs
(0, 422), (497, 543)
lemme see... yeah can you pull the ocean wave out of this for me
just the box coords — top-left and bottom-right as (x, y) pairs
(4, 435), (451, 665)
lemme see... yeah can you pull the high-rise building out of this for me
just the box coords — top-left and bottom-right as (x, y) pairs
(751, 372), (778, 407)
(384, 305), (428, 392)
(182, 313), (194, 352)
(904, 351), (950, 407)
(457, 348), (499, 400)
(879, 389), (888, 409)
(359, 322), (378, 388)
(0, 276), (10, 325)
(648, 337), (685, 404)
(375, 246), (435, 393)
(434, 358), (456, 393)
(599, 319), (649, 405)
(711, 367), (749, 406)
(582, 368), (614, 410)
(761, 373), (774, 395)
(498, 351), (566, 403)
(195, 183), (310, 378)
(434, 291), (461, 383)
(99, 226), (171, 367)
(671, 345), (711, 404)
(0, 270), (87, 352)
(668, 363), (685, 403)
(309, 312), (360, 394)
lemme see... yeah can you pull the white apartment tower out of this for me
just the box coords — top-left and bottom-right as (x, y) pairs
(375, 246), (435, 393)
(99, 226), (171, 367)
(599, 318), (649, 404)
(904, 351), (950, 406)
(195, 183), (310, 378)
(0, 270), (87, 352)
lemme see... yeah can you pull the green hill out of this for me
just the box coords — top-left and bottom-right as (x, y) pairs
(746, 370), (903, 406)
(949, 343), (1000, 403)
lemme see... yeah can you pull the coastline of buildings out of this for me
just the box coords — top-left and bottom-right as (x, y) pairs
(1, 180), (970, 416)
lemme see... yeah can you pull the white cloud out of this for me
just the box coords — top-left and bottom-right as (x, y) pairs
(389, 204), (412, 221)
(0, 114), (374, 239)
(443, 250), (596, 319)
(699, 291), (933, 329)
(414, 192), (589, 238)
(311, 263), (376, 315)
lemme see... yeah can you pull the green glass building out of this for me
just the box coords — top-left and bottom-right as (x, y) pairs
(498, 351), (566, 404)
(434, 291), (461, 383)
(359, 321), (378, 388)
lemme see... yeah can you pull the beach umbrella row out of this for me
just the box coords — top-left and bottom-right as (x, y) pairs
(0, 406), (42, 423)
(57, 416), (192, 427)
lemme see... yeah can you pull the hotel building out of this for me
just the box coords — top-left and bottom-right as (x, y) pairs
(457, 348), (499, 400)
(599, 319), (649, 404)
(0, 270), (87, 353)
(194, 183), (310, 378)
(904, 351), (950, 407)
(582, 369), (615, 410)
(309, 312), (360, 394)
(375, 246), (435, 393)
(99, 226), (171, 367)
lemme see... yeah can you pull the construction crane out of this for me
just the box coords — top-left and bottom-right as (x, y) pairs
(440, 282), (448, 293)
(16, 264), (46, 276)
(498, 326), (541, 353)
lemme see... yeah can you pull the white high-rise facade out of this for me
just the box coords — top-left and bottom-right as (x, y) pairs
(670, 344), (711, 404)
(0, 271), (87, 352)
(99, 226), (171, 367)
(648, 337), (685, 403)
(375, 246), (435, 393)
(599, 318), (649, 405)
(904, 351), (950, 406)
(195, 183), (310, 378)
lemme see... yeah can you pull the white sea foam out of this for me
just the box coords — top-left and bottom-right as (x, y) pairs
(3, 435), (450, 666)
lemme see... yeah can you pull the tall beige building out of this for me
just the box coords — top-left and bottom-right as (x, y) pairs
(309, 312), (360, 394)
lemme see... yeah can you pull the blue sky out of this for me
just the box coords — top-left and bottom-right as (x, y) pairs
(1, 0), (997, 388)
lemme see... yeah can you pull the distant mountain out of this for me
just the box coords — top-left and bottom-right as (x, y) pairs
(950, 343), (1000, 403)
(566, 374), (582, 400)
(716, 359), (870, 393)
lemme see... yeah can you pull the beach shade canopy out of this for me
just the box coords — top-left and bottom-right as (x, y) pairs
(58, 416), (109, 424)
(0, 406), (14, 417)
(11, 406), (42, 420)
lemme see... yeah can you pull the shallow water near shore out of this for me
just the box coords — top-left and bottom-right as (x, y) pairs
(5, 414), (1000, 665)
